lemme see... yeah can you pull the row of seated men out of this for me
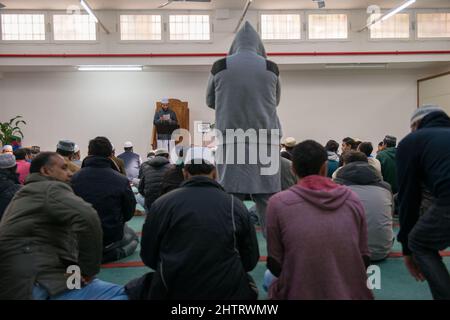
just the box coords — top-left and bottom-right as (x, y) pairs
(0, 105), (449, 299)
(0, 135), (395, 300)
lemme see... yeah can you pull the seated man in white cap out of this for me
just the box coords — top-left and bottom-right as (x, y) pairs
(153, 98), (178, 154)
(126, 146), (259, 300)
(56, 140), (80, 175)
(281, 137), (296, 161)
(117, 141), (141, 181)
(72, 144), (82, 167)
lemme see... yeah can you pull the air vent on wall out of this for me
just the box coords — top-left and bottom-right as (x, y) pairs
(312, 0), (325, 9)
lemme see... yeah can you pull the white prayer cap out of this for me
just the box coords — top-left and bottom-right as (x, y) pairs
(161, 98), (169, 104)
(124, 141), (133, 148)
(184, 147), (215, 165)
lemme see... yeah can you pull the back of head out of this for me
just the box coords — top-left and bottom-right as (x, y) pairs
(123, 141), (133, 152)
(342, 137), (356, 149)
(410, 105), (446, 127)
(31, 146), (40, 155)
(88, 137), (113, 158)
(325, 140), (339, 153)
(184, 159), (215, 176)
(30, 152), (58, 174)
(0, 153), (17, 171)
(292, 140), (328, 178)
(283, 137), (297, 150)
(2, 145), (13, 154)
(383, 135), (397, 148)
(358, 142), (373, 157)
(228, 21), (266, 57)
(343, 151), (368, 165)
(154, 148), (169, 158)
(56, 140), (75, 157)
(13, 148), (27, 160)
(183, 147), (215, 177)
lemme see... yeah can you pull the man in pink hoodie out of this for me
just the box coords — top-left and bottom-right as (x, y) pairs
(266, 140), (373, 300)
(14, 148), (31, 185)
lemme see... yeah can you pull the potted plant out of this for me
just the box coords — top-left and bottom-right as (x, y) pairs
(0, 116), (26, 147)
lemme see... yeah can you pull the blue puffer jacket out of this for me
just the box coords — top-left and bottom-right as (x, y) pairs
(71, 156), (136, 246)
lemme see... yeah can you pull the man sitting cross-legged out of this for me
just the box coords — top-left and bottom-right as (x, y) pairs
(71, 137), (138, 263)
(126, 147), (260, 300)
(0, 152), (127, 300)
(334, 151), (394, 261)
(265, 140), (373, 300)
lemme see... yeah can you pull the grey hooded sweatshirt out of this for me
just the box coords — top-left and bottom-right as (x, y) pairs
(206, 22), (282, 194)
(335, 162), (394, 261)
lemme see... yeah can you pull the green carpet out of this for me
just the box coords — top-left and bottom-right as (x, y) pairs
(98, 205), (448, 300)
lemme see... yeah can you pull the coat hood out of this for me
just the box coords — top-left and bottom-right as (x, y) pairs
(181, 175), (224, 191)
(147, 156), (170, 168)
(82, 156), (118, 170)
(289, 175), (353, 211)
(24, 173), (60, 185)
(418, 111), (450, 130)
(228, 21), (267, 57)
(335, 161), (391, 192)
(327, 151), (339, 162)
(379, 147), (396, 161)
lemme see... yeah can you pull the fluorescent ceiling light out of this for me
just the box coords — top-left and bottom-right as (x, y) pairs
(80, 0), (99, 23)
(78, 65), (143, 71)
(361, 0), (415, 31)
(382, 0), (416, 21)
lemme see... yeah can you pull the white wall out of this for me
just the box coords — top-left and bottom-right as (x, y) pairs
(419, 73), (450, 114)
(0, 67), (433, 157)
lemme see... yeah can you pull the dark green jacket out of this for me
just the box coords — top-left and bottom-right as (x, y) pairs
(376, 147), (398, 194)
(0, 173), (102, 299)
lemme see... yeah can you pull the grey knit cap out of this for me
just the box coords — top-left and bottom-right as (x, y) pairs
(0, 153), (16, 169)
(56, 140), (75, 152)
(410, 105), (445, 126)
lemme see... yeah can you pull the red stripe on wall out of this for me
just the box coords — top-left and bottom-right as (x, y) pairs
(0, 51), (449, 59)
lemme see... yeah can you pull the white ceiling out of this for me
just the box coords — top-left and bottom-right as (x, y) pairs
(0, 0), (449, 10)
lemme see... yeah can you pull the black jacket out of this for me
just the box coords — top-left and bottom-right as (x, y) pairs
(0, 169), (21, 221)
(72, 156), (136, 246)
(138, 156), (172, 208)
(140, 176), (260, 299)
(397, 111), (450, 255)
(160, 164), (184, 196)
(153, 109), (178, 140)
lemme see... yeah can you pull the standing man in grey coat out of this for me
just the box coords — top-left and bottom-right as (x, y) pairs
(206, 22), (282, 234)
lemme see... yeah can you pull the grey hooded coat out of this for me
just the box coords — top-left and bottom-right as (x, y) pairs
(206, 22), (282, 194)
